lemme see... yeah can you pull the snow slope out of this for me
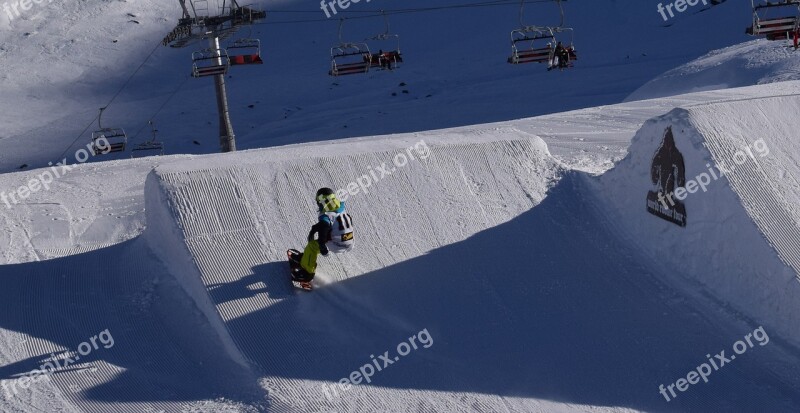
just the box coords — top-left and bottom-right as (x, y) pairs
(129, 85), (800, 411)
(0, 158), (267, 412)
(626, 39), (800, 102)
(2, 79), (800, 411)
(2, 0), (800, 407)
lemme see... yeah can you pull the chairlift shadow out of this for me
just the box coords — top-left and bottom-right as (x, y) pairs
(131, 121), (165, 159)
(91, 107), (127, 155)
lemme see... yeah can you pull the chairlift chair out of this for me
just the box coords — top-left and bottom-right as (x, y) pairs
(552, 26), (578, 66)
(329, 43), (372, 76)
(228, 38), (263, 65)
(192, 48), (230, 77)
(747, 0), (800, 46)
(91, 108), (127, 155)
(366, 34), (403, 70)
(131, 121), (165, 158)
(507, 0), (576, 68)
(131, 141), (165, 158)
(548, 0), (578, 69)
(365, 11), (403, 70)
(329, 19), (371, 76)
(92, 129), (127, 154)
(508, 27), (556, 64)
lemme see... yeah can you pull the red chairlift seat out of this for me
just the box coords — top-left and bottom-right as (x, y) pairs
(567, 46), (578, 61)
(230, 54), (263, 65)
(330, 61), (370, 76)
(510, 47), (553, 64)
(752, 16), (799, 36)
(368, 50), (403, 69)
(227, 39), (263, 66)
(747, 1), (800, 45)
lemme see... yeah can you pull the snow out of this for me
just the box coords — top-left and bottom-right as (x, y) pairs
(626, 39), (800, 102)
(597, 91), (800, 349)
(4, 81), (800, 411)
(2, 0), (800, 411)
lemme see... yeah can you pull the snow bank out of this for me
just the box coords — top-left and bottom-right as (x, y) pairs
(625, 40), (800, 102)
(596, 94), (800, 347)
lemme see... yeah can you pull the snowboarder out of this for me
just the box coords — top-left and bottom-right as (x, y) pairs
(289, 188), (354, 288)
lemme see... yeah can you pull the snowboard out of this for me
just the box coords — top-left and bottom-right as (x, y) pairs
(287, 249), (313, 291)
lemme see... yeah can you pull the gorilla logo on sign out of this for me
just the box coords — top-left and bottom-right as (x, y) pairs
(646, 126), (687, 227)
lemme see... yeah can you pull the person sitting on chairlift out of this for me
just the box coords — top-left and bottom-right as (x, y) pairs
(377, 49), (393, 70)
(554, 42), (570, 70)
(545, 42), (555, 69)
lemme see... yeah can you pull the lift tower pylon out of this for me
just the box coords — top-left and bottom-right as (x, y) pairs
(162, 1), (266, 152)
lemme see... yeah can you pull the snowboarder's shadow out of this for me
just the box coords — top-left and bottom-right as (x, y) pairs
(207, 261), (293, 303)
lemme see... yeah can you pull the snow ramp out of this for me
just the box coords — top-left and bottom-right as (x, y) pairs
(0, 159), (265, 413)
(144, 130), (800, 412)
(598, 93), (800, 348)
(143, 135), (567, 411)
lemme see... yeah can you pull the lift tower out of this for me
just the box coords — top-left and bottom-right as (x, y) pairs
(162, 1), (266, 152)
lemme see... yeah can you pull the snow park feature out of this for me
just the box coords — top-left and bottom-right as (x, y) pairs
(3, 0), (800, 412)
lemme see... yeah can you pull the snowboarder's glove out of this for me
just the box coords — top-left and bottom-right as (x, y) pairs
(320, 244), (329, 256)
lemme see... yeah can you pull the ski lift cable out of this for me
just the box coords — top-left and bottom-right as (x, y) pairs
(56, 41), (164, 162)
(272, 0), (509, 13)
(271, 0), (553, 14)
(130, 74), (192, 142)
(257, 0), (560, 25)
(518, 0), (566, 29)
(381, 9), (391, 36)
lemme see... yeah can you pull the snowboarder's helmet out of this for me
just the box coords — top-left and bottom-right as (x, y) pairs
(316, 187), (340, 212)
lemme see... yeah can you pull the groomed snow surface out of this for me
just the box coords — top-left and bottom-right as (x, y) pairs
(3, 0), (800, 411)
(2, 82), (800, 412)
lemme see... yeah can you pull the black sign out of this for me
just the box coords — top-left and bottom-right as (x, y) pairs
(646, 126), (687, 227)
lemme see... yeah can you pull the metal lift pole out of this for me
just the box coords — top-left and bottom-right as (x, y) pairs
(163, 1), (265, 152)
(210, 34), (236, 152)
